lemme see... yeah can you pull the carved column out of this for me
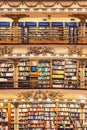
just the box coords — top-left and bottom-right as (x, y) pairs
(80, 19), (86, 44)
(80, 103), (85, 125)
(14, 60), (19, 88)
(14, 103), (19, 130)
(79, 59), (86, 88)
(14, 19), (18, 41)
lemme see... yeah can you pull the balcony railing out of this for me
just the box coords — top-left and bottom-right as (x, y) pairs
(0, 80), (86, 89)
(0, 35), (87, 44)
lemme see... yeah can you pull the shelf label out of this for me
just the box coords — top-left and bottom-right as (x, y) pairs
(52, 22), (63, 27)
(12, 22), (23, 27)
(26, 22), (36, 27)
(65, 22), (76, 27)
(0, 22), (10, 27)
(38, 22), (50, 27)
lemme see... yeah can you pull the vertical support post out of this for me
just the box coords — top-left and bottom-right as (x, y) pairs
(79, 60), (85, 88)
(14, 60), (18, 88)
(14, 19), (18, 41)
(14, 103), (19, 130)
(80, 19), (85, 44)
(80, 103), (85, 125)
(8, 102), (11, 130)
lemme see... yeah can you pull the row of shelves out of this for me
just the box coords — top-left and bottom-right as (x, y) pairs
(0, 101), (86, 130)
(0, 59), (82, 88)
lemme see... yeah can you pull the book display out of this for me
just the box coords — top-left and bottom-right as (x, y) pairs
(29, 27), (37, 40)
(11, 104), (14, 130)
(0, 21), (85, 44)
(18, 60), (30, 88)
(64, 22), (78, 44)
(64, 60), (78, 88)
(58, 102), (80, 129)
(0, 103), (8, 130)
(52, 22), (63, 40)
(38, 22), (50, 40)
(0, 100), (86, 130)
(0, 27), (11, 41)
(52, 59), (65, 88)
(28, 102), (44, 130)
(44, 102), (57, 130)
(0, 61), (14, 88)
(38, 60), (51, 88)
(25, 22), (37, 41)
(0, 22), (10, 41)
(0, 58), (82, 88)
(18, 103), (28, 130)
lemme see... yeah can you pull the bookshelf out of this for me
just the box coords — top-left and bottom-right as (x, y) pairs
(44, 102), (57, 130)
(18, 60), (30, 88)
(64, 27), (69, 40)
(11, 104), (14, 130)
(84, 62), (87, 88)
(0, 58), (81, 88)
(52, 59), (65, 88)
(64, 59), (78, 88)
(38, 59), (51, 88)
(0, 61), (14, 88)
(0, 101), (85, 130)
(29, 27), (37, 40)
(38, 22), (50, 40)
(58, 102), (80, 129)
(18, 103), (28, 130)
(51, 22), (63, 40)
(28, 102), (44, 129)
(0, 27), (11, 41)
(0, 102), (9, 130)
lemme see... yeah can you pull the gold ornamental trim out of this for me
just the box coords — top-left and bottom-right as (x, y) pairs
(25, 1), (39, 7)
(42, 1), (56, 7)
(77, 1), (87, 7)
(0, 0), (4, 7)
(7, 1), (22, 7)
(59, 1), (73, 7)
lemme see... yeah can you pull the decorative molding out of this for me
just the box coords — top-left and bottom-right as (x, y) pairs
(59, 1), (73, 7)
(25, 1), (39, 7)
(42, 1), (56, 7)
(17, 91), (33, 100)
(7, 1), (22, 7)
(79, 59), (86, 67)
(0, 46), (13, 56)
(33, 91), (48, 101)
(0, 1), (87, 9)
(48, 91), (64, 100)
(77, 1), (87, 7)
(68, 46), (82, 55)
(27, 46), (55, 56)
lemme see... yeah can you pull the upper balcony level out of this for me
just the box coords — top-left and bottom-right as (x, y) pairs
(0, 18), (87, 45)
(0, 0), (87, 45)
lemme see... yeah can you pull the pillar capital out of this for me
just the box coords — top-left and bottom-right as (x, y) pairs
(79, 59), (86, 68)
(1, 13), (29, 22)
